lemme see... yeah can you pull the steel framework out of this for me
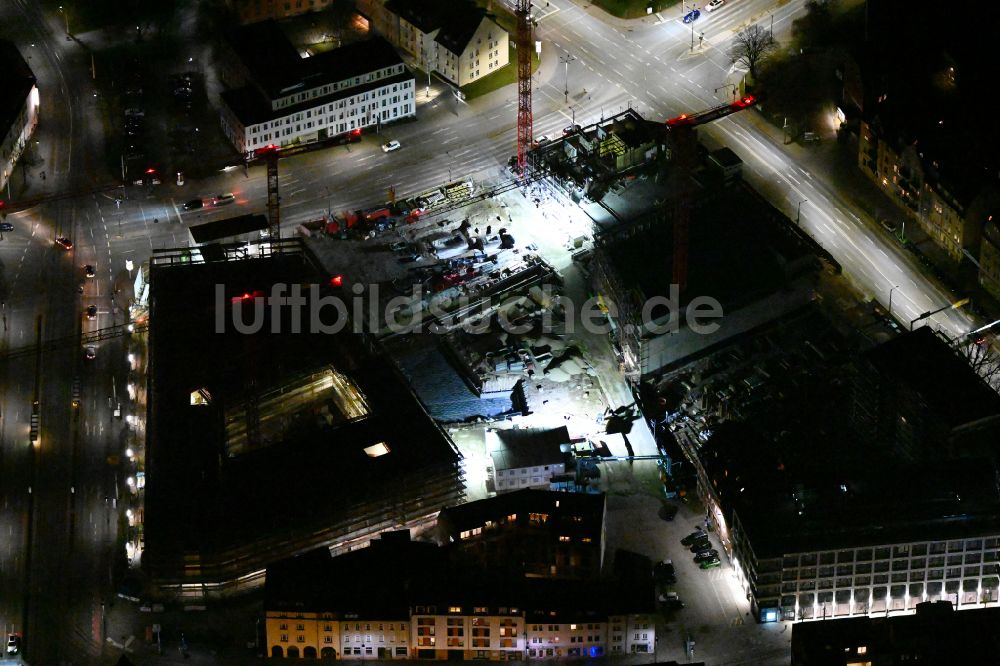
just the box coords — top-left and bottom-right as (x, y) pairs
(515, 0), (533, 175)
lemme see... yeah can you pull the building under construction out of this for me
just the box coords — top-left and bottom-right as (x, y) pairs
(142, 240), (464, 598)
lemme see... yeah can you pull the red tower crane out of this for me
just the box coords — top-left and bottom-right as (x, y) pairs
(515, 0), (534, 176)
(665, 95), (758, 294)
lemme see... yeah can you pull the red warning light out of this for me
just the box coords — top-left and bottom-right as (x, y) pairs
(330, 275), (344, 288)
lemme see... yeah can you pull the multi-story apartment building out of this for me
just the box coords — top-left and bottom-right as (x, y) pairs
(435, 489), (606, 580)
(858, 119), (999, 263)
(364, 0), (509, 88)
(0, 40), (39, 195)
(227, 0), (337, 24)
(265, 523), (654, 660)
(218, 22), (415, 156)
(980, 218), (1000, 301)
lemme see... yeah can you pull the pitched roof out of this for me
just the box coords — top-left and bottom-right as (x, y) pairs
(385, 0), (452, 34)
(435, 11), (489, 57)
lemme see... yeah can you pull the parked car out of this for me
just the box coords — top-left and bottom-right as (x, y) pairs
(86, 305), (98, 320)
(705, 0), (725, 11)
(213, 193), (235, 205)
(84, 346), (97, 360)
(683, 9), (700, 23)
(85, 264), (96, 278)
(6, 634), (20, 655)
(0, 222), (13, 232)
(390, 241), (410, 252)
(700, 558), (721, 569)
(535, 134), (551, 144)
(681, 530), (707, 546)
(55, 236), (74, 250)
(694, 550), (719, 562)
(382, 140), (401, 152)
(658, 592), (684, 609)
(183, 198), (203, 211)
(563, 124), (582, 135)
(397, 253), (421, 264)
(691, 540), (714, 554)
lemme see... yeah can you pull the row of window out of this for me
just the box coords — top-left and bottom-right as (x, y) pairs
(779, 539), (1000, 568)
(785, 554), (1000, 579)
(273, 65), (407, 109)
(251, 88), (412, 135)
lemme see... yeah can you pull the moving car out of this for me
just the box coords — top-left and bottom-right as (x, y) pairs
(563, 124), (582, 135)
(0, 222), (13, 232)
(6, 634), (20, 655)
(213, 193), (236, 205)
(86, 305), (98, 320)
(382, 140), (401, 152)
(85, 264), (96, 278)
(183, 198), (203, 211)
(700, 558), (721, 569)
(705, 0), (724, 11)
(683, 9), (700, 22)
(694, 550), (719, 562)
(535, 135), (551, 144)
(84, 346), (97, 360)
(680, 530), (706, 546)
(55, 236), (74, 250)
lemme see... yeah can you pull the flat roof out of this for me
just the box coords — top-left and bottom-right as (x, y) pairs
(0, 40), (35, 135)
(864, 327), (1000, 429)
(702, 331), (1000, 558)
(227, 23), (404, 99)
(438, 488), (605, 534)
(189, 213), (268, 243)
(144, 250), (461, 582)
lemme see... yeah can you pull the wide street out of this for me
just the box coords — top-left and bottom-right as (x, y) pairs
(0, 0), (981, 663)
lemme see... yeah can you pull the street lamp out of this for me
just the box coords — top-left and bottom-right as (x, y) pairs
(796, 199), (807, 226)
(888, 285), (900, 319)
(58, 5), (69, 37)
(559, 54), (576, 103)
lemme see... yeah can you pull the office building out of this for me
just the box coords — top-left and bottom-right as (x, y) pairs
(0, 40), (39, 194)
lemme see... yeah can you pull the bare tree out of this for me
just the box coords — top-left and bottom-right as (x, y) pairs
(730, 24), (778, 81)
(960, 335), (1000, 391)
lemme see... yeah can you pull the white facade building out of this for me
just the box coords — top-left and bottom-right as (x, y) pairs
(0, 40), (39, 195)
(487, 427), (570, 493)
(219, 26), (415, 156)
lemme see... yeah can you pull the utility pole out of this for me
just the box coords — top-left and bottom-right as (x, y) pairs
(796, 199), (807, 226)
(559, 53), (575, 103)
(888, 285), (899, 319)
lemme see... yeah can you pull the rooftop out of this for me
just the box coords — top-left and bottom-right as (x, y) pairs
(221, 70), (413, 127)
(0, 40), (36, 136)
(435, 10), (488, 57)
(488, 426), (571, 471)
(189, 213), (268, 243)
(702, 329), (1000, 557)
(227, 23), (404, 100)
(791, 602), (1000, 664)
(864, 327), (1000, 430)
(438, 488), (605, 534)
(144, 249), (462, 584)
(857, 0), (1000, 206)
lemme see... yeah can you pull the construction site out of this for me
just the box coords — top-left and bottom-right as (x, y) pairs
(141, 242), (465, 598)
